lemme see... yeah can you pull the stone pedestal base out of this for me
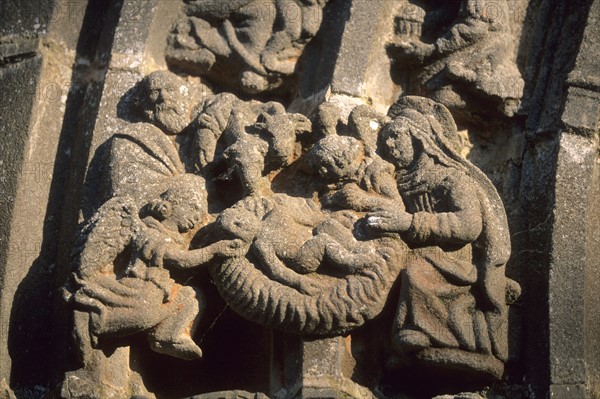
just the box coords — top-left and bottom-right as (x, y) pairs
(60, 346), (152, 399)
(271, 335), (372, 399)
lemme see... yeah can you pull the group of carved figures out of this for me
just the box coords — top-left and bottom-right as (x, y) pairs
(60, 0), (526, 395)
(165, 0), (524, 117)
(166, 0), (329, 94)
(62, 69), (519, 396)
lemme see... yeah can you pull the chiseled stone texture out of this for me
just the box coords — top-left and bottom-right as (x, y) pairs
(0, 0), (599, 398)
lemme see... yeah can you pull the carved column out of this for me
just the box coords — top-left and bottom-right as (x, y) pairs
(270, 335), (372, 399)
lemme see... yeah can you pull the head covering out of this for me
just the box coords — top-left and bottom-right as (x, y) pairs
(388, 96), (513, 360)
(388, 96), (510, 267)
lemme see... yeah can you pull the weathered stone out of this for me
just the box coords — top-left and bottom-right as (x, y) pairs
(166, 0), (328, 96)
(0, 0), (54, 39)
(0, 0), (599, 398)
(387, 0), (525, 119)
(271, 336), (373, 399)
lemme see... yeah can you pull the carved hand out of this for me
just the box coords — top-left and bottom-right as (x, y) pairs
(211, 239), (245, 259)
(137, 235), (169, 268)
(389, 40), (435, 63)
(298, 277), (321, 296)
(322, 184), (374, 211)
(366, 209), (412, 234)
(197, 113), (221, 134)
(329, 210), (359, 230)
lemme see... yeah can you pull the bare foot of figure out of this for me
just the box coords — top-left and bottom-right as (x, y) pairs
(148, 334), (203, 360)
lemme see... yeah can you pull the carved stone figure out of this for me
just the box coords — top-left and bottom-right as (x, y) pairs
(367, 96), (520, 379)
(166, 0), (329, 94)
(212, 192), (407, 336)
(127, 70), (204, 135)
(4, 0), (595, 396)
(207, 106), (411, 336)
(71, 174), (240, 356)
(121, 73), (311, 197)
(255, 197), (379, 278)
(310, 117), (402, 211)
(63, 65), (518, 397)
(217, 103), (311, 195)
(389, 0), (525, 118)
(62, 173), (241, 397)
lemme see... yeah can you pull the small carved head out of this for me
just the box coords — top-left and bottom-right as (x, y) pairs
(379, 118), (418, 169)
(147, 174), (208, 233)
(250, 111), (312, 163)
(305, 135), (365, 182)
(131, 71), (197, 135)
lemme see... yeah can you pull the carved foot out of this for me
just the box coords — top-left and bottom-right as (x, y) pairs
(392, 329), (431, 354)
(415, 348), (504, 381)
(240, 71), (271, 94)
(147, 335), (203, 360)
(166, 47), (216, 74)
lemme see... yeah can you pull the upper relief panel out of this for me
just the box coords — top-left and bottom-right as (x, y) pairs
(166, 0), (328, 96)
(388, 0), (525, 120)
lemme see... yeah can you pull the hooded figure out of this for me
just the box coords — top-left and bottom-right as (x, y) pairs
(367, 96), (518, 374)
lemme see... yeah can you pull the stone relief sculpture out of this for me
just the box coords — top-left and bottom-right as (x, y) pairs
(389, 0), (525, 118)
(69, 175), (241, 360)
(62, 97), (243, 396)
(166, 0), (329, 94)
(367, 97), (521, 379)
(0, 0), (593, 395)
(61, 63), (519, 397)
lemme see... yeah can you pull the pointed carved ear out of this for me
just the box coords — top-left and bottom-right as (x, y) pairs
(253, 112), (271, 131)
(256, 112), (271, 124)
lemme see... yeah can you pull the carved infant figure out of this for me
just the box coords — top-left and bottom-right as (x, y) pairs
(70, 174), (240, 360)
(250, 133), (400, 289)
(307, 133), (401, 213)
(252, 194), (377, 289)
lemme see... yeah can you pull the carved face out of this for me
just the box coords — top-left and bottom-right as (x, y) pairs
(140, 71), (195, 135)
(307, 136), (364, 182)
(148, 85), (193, 135)
(156, 176), (208, 233)
(167, 194), (205, 233)
(381, 121), (415, 169)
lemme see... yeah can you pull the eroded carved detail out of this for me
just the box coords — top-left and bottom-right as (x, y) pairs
(370, 97), (520, 380)
(389, 0), (525, 118)
(166, 0), (328, 94)
(62, 69), (519, 397)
